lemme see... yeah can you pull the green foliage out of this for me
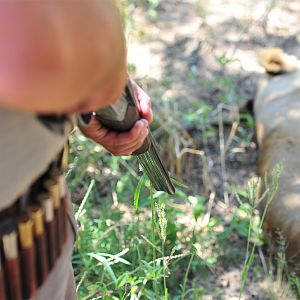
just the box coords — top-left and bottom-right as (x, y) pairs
(69, 126), (292, 299)
(69, 132), (231, 298)
(70, 137), (192, 298)
(290, 275), (300, 297)
(215, 54), (233, 66)
(120, 0), (161, 31)
(186, 195), (206, 221)
(68, 3), (292, 292)
(239, 164), (282, 299)
(194, 0), (207, 17)
(183, 103), (212, 128)
(240, 113), (254, 130)
(133, 174), (147, 211)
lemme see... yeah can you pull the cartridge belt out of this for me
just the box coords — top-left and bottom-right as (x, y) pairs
(0, 146), (69, 300)
(0, 202), (19, 221)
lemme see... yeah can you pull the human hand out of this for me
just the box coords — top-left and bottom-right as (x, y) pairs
(79, 80), (153, 156)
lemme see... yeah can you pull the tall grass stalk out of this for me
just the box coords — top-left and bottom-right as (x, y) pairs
(239, 164), (281, 299)
(75, 179), (95, 220)
(181, 253), (195, 300)
(150, 184), (159, 298)
(162, 243), (168, 300)
(156, 200), (168, 299)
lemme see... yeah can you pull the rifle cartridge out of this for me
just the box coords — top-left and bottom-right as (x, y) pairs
(2, 226), (23, 300)
(46, 179), (64, 255)
(61, 143), (69, 172)
(58, 175), (67, 244)
(40, 194), (57, 268)
(18, 215), (37, 299)
(31, 205), (49, 285)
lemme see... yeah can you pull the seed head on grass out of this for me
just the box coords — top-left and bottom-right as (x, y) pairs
(155, 201), (167, 243)
(240, 163), (282, 299)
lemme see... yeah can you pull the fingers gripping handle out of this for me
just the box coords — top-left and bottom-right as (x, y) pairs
(94, 80), (151, 155)
(78, 81), (176, 195)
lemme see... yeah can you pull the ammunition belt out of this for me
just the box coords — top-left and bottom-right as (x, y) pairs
(0, 145), (69, 300)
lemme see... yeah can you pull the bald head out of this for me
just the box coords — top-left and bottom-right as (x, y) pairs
(0, 0), (127, 113)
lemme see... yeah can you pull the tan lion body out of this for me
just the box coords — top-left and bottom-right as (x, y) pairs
(255, 48), (300, 266)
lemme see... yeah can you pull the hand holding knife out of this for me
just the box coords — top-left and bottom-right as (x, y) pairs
(79, 79), (175, 195)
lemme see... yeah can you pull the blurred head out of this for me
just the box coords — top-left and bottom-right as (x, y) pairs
(0, 0), (127, 114)
(69, 0), (128, 113)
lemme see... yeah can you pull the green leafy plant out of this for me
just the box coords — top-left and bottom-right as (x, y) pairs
(239, 164), (282, 299)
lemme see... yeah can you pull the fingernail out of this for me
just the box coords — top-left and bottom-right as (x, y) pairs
(141, 119), (148, 127)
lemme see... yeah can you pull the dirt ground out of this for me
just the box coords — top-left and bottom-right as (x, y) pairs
(126, 0), (300, 299)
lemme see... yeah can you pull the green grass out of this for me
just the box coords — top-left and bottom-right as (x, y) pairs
(67, 69), (297, 299)
(67, 68), (296, 299)
(68, 88), (299, 299)
(69, 147), (202, 299)
(69, 130), (290, 299)
(68, 3), (300, 299)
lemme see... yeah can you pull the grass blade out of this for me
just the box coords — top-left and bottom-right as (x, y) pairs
(75, 179), (95, 220)
(134, 174), (146, 210)
(171, 178), (189, 189)
(89, 253), (117, 285)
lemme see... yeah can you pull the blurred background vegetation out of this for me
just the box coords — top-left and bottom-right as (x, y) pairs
(69, 0), (300, 299)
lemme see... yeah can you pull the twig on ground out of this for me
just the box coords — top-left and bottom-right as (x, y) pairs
(176, 147), (212, 195)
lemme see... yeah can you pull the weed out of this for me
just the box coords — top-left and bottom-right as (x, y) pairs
(180, 246), (196, 300)
(239, 164), (282, 299)
(120, 0), (161, 26)
(69, 128), (292, 299)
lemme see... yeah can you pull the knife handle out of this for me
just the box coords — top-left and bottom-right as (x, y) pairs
(94, 80), (151, 155)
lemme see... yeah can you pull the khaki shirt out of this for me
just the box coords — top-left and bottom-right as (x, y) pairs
(0, 107), (77, 300)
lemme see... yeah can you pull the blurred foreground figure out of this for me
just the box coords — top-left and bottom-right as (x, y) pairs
(255, 48), (300, 271)
(0, 1), (152, 299)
